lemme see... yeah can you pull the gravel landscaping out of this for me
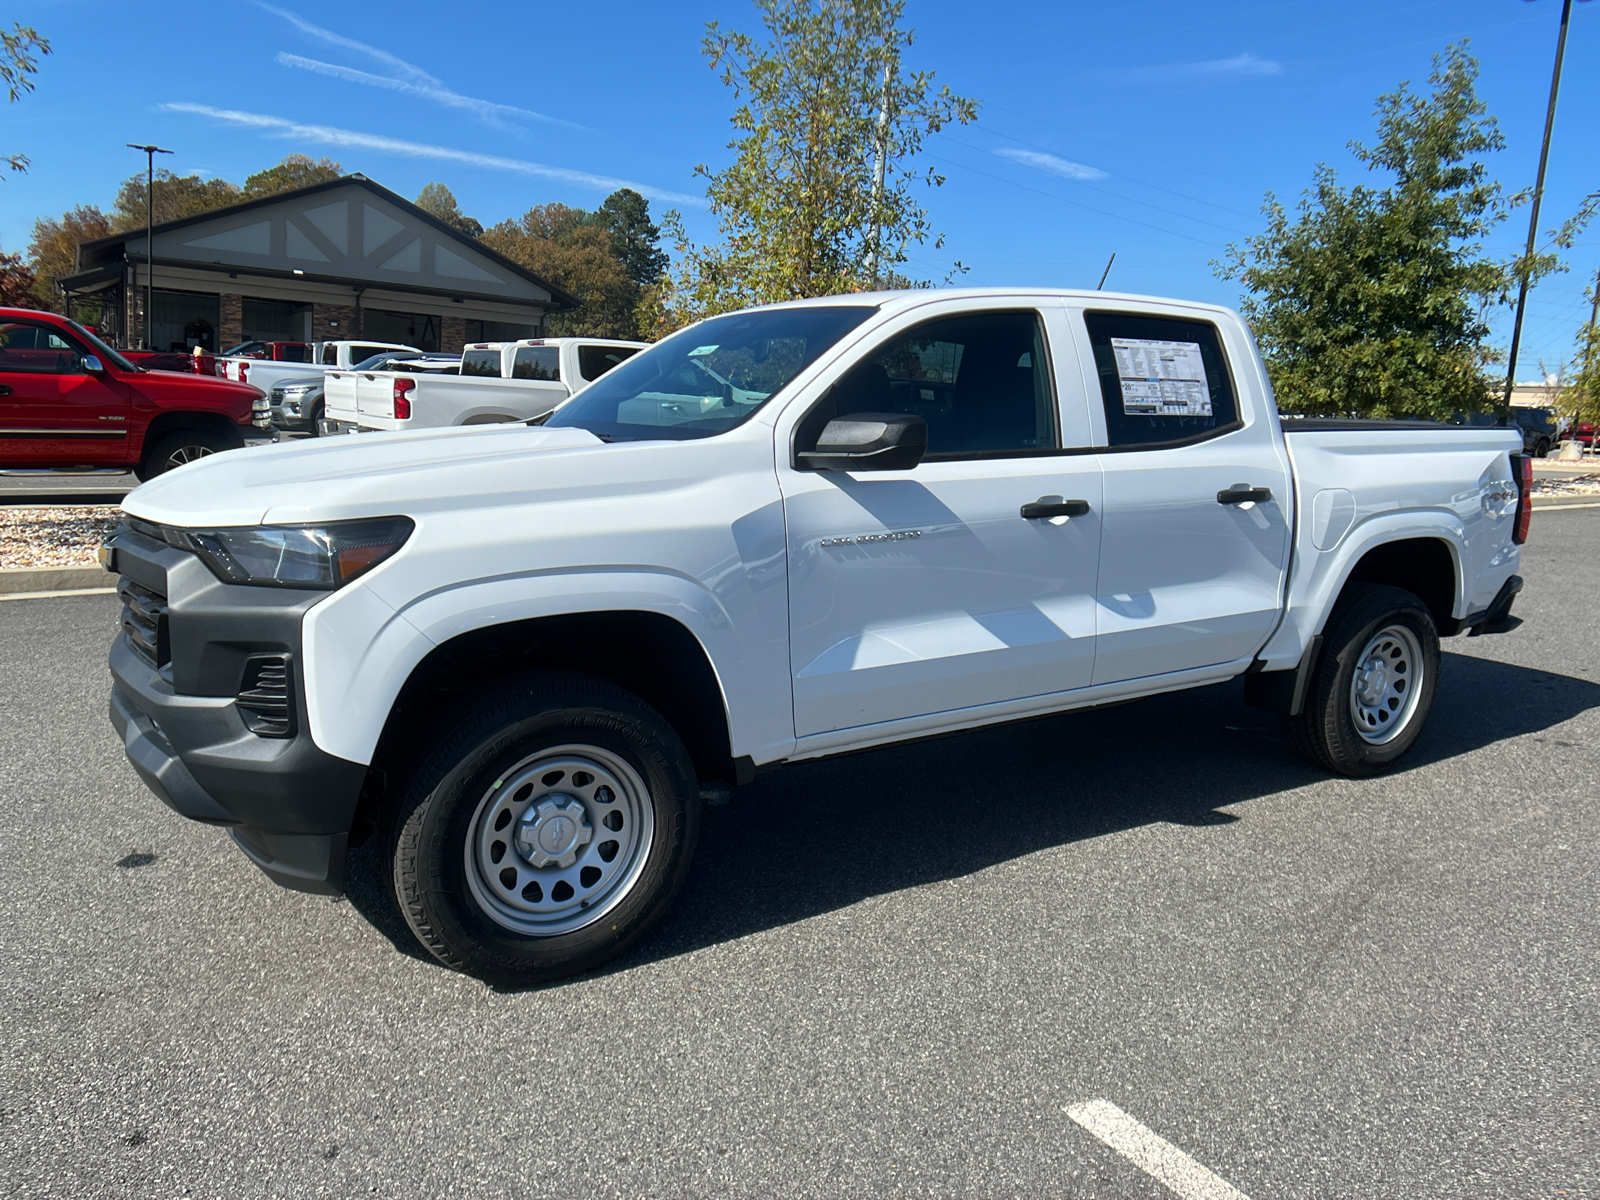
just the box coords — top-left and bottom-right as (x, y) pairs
(1531, 476), (1600, 496)
(0, 506), (123, 569)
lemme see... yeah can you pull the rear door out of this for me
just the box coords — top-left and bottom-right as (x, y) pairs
(778, 299), (1104, 737)
(1072, 305), (1291, 684)
(0, 318), (132, 465)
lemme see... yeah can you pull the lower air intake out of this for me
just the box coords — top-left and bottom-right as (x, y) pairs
(237, 654), (295, 738)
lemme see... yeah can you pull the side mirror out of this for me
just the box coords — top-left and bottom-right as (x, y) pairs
(81, 354), (104, 373)
(797, 412), (927, 471)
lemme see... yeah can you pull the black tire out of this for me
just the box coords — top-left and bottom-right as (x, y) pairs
(308, 401), (324, 437)
(387, 672), (700, 986)
(1535, 437), (1551, 459)
(135, 428), (234, 480)
(1286, 584), (1441, 778)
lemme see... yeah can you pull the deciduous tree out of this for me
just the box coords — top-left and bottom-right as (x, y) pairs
(667, 0), (977, 320)
(244, 154), (342, 197)
(111, 170), (241, 232)
(481, 203), (638, 338)
(26, 205), (112, 312)
(2, 23), (49, 176)
(416, 182), (484, 237)
(1217, 45), (1516, 420)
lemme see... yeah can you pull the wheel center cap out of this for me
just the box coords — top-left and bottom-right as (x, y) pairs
(1356, 658), (1389, 705)
(515, 795), (593, 869)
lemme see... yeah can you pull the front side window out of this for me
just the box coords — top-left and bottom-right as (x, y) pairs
(512, 346), (560, 381)
(460, 349), (502, 378)
(577, 343), (641, 381)
(803, 310), (1057, 457)
(547, 305), (875, 442)
(1084, 311), (1239, 449)
(0, 320), (89, 374)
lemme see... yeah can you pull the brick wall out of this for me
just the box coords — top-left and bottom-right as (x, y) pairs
(219, 294), (243, 348)
(440, 315), (467, 355)
(312, 303), (357, 343)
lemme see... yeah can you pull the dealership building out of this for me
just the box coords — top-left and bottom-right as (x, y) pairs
(59, 175), (575, 354)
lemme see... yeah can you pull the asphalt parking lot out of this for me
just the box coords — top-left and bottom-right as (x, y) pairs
(2, 510), (1597, 1200)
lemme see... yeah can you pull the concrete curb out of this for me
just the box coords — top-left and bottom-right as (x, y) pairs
(0, 565), (114, 594)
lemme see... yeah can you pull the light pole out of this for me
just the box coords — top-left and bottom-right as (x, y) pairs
(1500, 0), (1590, 423)
(126, 143), (173, 349)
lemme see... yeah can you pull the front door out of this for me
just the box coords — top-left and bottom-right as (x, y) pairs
(779, 302), (1104, 738)
(1073, 307), (1292, 685)
(0, 318), (131, 466)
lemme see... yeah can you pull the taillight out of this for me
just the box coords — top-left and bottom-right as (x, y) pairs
(393, 377), (415, 420)
(1510, 453), (1532, 545)
(237, 362), (248, 384)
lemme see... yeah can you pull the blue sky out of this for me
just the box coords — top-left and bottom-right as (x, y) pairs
(5, 0), (1597, 380)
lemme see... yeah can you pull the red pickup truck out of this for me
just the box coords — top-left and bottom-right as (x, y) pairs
(0, 308), (260, 479)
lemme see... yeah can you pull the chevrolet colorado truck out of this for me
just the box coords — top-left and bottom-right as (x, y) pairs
(0, 308), (260, 478)
(103, 289), (1530, 985)
(320, 337), (646, 434)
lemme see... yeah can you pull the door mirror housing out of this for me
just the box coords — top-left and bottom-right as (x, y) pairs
(81, 354), (104, 373)
(796, 412), (927, 471)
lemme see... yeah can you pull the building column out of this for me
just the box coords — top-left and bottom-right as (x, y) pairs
(219, 294), (243, 348)
(312, 303), (357, 342)
(440, 315), (467, 355)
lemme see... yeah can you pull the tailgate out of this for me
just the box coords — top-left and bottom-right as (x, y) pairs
(355, 373), (394, 420)
(322, 372), (360, 421)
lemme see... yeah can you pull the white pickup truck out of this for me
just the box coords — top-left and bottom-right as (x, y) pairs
(218, 339), (418, 394)
(320, 337), (646, 433)
(104, 288), (1530, 986)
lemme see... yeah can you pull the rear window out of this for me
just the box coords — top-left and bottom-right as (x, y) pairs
(321, 344), (337, 365)
(351, 344), (393, 363)
(578, 343), (641, 382)
(461, 350), (503, 378)
(276, 344), (309, 362)
(512, 346), (560, 381)
(1083, 311), (1239, 449)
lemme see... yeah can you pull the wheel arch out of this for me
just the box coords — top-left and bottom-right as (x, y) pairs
(356, 609), (739, 840)
(1332, 535), (1460, 634)
(136, 410), (245, 462)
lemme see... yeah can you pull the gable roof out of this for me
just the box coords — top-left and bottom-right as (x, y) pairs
(76, 175), (580, 310)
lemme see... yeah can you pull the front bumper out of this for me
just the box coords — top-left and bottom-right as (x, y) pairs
(104, 525), (368, 893)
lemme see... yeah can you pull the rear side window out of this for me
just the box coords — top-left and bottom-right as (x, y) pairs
(461, 350), (502, 378)
(1083, 312), (1239, 449)
(578, 343), (641, 381)
(351, 344), (391, 363)
(808, 310), (1056, 458)
(513, 346), (560, 381)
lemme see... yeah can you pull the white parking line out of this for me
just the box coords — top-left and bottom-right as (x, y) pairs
(1064, 1099), (1251, 1200)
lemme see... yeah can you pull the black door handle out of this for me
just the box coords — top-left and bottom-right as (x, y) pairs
(0, 385), (11, 396)
(1218, 484), (1273, 505)
(1021, 497), (1091, 520)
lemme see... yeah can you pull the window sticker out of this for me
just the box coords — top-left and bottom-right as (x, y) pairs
(1110, 337), (1211, 417)
(687, 345), (719, 357)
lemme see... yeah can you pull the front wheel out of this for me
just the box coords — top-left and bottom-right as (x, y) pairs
(1286, 584), (1441, 777)
(135, 428), (234, 480)
(387, 673), (700, 986)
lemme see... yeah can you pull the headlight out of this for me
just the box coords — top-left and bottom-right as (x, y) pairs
(186, 517), (414, 589)
(282, 385), (315, 397)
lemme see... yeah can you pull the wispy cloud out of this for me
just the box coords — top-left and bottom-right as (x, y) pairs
(260, 4), (584, 132)
(994, 148), (1107, 181)
(1125, 52), (1283, 81)
(275, 54), (587, 132)
(161, 104), (704, 207)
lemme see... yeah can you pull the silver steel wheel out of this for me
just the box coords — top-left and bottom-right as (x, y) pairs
(463, 744), (655, 937)
(165, 443), (216, 470)
(1348, 624), (1424, 745)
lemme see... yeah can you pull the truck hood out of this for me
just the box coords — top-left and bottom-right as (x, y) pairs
(122, 423), (607, 527)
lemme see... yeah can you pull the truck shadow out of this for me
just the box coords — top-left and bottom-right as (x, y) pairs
(341, 651), (1599, 981)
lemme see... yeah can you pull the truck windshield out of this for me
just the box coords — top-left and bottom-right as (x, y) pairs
(545, 305), (876, 441)
(66, 320), (137, 372)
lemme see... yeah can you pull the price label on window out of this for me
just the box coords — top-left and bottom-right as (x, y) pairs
(1110, 338), (1212, 417)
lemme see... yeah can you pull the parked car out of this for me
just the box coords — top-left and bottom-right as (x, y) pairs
(218, 339), (417, 395)
(0, 308), (260, 478)
(220, 340), (310, 362)
(321, 337), (646, 434)
(104, 288), (1529, 985)
(269, 353), (461, 437)
(1451, 408), (1559, 458)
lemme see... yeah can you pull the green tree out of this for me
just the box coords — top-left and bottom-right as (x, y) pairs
(3, 23), (49, 176)
(1218, 45), (1519, 420)
(481, 203), (638, 338)
(26, 205), (112, 312)
(111, 169), (241, 232)
(592, 189), (668, 288)
(1566, 293), (1600, 448)
(667, 0), (977, 320)
(415, 182), (484, 237)
(0, 245), (35, 305)
(243, 154), (342, 197)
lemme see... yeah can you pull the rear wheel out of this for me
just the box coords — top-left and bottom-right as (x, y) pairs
(387, 673), (700, 986)
(1535, 437), (1552, 458)
(135, 428), (234, 480)
(1286, 584), (1440, 777)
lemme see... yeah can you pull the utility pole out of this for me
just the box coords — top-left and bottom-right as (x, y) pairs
(1500, 0), (1578, 425)
(864, 64), (891, 287)
(126, 143), (173, 349)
